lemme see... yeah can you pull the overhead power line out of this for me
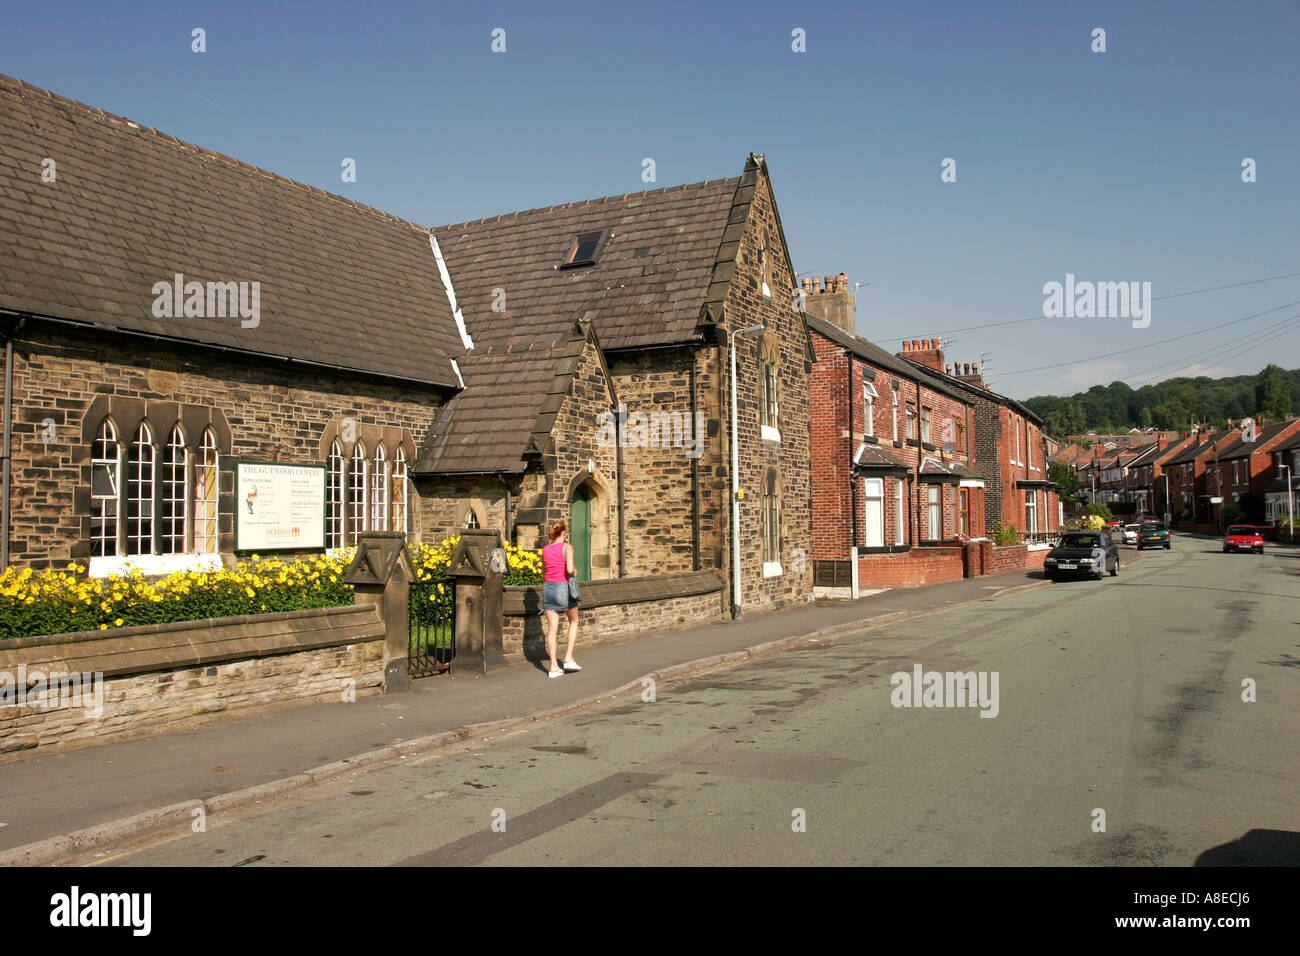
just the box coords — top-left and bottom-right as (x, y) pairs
(1128, 312), (1300, 386)
(878, 270), (1300, 342)
(997, 299), (1300, 377)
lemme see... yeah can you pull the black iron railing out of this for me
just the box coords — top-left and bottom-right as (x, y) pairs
(408, 577), (454, 677)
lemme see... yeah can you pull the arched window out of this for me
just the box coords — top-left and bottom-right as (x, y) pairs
(465, 509), (480, 530)
(161, 425), (188, 554)
(370, 444), (389, 532)
(126, 424), (156, 556)
(762, 469), (780, 563)
(326, 440), (345, 549)
(348, 443), (367, 545)
(193, 428), (219, 554)
(391, 447), (408, 535)
(91, 419), (120, 557)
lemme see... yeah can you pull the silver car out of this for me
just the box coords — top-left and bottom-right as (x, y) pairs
(1123, 523), (1140, 545)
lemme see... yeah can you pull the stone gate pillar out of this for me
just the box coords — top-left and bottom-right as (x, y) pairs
(345, 533), (417, 693)
(448, 529), (507, 674)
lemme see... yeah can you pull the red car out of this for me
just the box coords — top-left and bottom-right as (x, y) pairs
(1223, 525), (1264, 554)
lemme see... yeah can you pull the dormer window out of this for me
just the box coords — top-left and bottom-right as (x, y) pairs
(562, 230), (605, 268)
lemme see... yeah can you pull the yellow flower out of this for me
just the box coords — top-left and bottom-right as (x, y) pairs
(114, 618), (124, 627)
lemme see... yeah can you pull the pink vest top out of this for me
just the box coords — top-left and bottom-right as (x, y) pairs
(543, 542), (569, 582)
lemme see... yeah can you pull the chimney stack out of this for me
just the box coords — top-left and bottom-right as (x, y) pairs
(800, 269), (857, 336)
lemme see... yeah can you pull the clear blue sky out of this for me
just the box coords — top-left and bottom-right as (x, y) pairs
(3, 0), (1296, 398)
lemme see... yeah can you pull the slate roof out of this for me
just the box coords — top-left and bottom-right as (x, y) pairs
(919, 457), (982, 481)
(806, 316), (970, 405)
(1165, 437), (1218, 466)
(1214, 421), (1299, 460)
(416, 321), (608, 474)
(0, 73), (465, 387)
(428, 176), (743, 354)
(901, 358), (1044, 425)
(853, 442), (909, 472)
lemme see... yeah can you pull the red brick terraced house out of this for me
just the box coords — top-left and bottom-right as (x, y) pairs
(803, 282), (985, 594)
(1205, 419), (1300, 527)
(1162, 427), (1241, 528)
(898, 342), (1061, 544)
(1125, 433), (1197, 519)
(1264, 428), (1300, 534)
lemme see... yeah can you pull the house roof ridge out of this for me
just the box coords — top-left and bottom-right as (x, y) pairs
(431, 176), (743, 232)
(0, 72), (435, 240)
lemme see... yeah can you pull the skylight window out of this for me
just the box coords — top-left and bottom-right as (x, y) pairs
(562, 230), (604, 268)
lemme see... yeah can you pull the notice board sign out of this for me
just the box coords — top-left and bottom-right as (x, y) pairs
(234, 461), (326, 551)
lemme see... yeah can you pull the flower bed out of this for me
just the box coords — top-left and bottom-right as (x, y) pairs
(1, 537), (544, 642)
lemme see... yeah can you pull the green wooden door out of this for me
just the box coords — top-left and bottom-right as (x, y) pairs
(571, 487), (592, 581)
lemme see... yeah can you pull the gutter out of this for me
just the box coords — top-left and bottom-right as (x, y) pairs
(1, 317), (23, 570)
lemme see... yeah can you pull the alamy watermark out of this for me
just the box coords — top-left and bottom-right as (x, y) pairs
(1, 665), (104, 718)
(890, 664), (999, 718)
(151, 273), (260, 328)
(595, 404), (708, 459)
(1042, 273), (1150, 329)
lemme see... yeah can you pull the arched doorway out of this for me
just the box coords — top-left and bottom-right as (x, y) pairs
(570, 485), (593, 582)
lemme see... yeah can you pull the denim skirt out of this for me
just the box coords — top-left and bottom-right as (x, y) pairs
(543, 581), (574, 612)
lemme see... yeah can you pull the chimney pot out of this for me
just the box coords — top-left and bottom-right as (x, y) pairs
(972, 364), (978, 374)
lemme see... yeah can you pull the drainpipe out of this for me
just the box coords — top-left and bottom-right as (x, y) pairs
(2, 318), (24, 571)
(914, 376), (923, 544)
(848, 350), (857, 550)
(496, 474), (513, 545)
(690, 353), (701, 571)
(615, 398), (625, 578)
(728, 323), (765, 619)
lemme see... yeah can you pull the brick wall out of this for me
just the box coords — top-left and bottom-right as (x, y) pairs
(857, 546), (965, 588)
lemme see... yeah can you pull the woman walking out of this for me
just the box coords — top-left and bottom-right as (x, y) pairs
(542, 521), (581, 678)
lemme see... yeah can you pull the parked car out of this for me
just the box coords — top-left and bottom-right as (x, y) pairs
(1137, 521), (1171, 550)
(1044, 531), (1119, 581)
(1123, 523), (1141, 545)
(1223, 525), (1264, 554)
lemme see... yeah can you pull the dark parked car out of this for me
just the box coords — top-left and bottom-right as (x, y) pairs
(1044, 531), (1119, 581)
(1223, 525), (1264, 554)
(1137, 522), (1171, 550)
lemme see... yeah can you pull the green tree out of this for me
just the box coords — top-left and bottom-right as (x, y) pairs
(1139, 406), (1153, 428)
(1085, 502), (1113, 522)
(1048, 460), (1079, 499)
(1255, 364), (1290, 421)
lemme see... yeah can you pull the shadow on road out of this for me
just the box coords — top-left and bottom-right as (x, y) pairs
(1195, 829), (1300, 866)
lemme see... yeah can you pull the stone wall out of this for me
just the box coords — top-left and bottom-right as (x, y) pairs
(4, 323), (446, 568)
(500, 570), (724, 657)
(0, 604), (384, 758)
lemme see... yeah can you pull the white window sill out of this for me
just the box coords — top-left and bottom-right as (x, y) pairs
(761, 425), (781, 443)
(1027, 542), (1053, 551)
(89, 552), (225, 578)
(762, 561), (783, 578)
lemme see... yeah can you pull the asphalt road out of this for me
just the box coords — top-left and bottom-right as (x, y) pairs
(86, 541), (1300, 866)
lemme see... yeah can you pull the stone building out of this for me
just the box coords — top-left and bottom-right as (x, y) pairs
(0, 73), (466, 575)
(0, 73), (812, 615)
(419, 154), (815, 612)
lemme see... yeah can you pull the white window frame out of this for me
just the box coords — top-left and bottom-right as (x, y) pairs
(863, 477), (884, 548)
(193, 428), (219, 555)
(921, 407), (931, 445)
(349, 443), (368, 545)
(127, 423), (155, 557)
(370, 444), (389, 532)
(1026, 490), (1038, 535)
(894, 478), (905, 545)
(392, 446), (409, 536)
(161, 425), (189, 555)
(91, 419), (121, 558)
(891, 387), (899, 442)
(926, 485), (941, 540)
(863, 382), (878, 438)
(326, 440), (345, 550)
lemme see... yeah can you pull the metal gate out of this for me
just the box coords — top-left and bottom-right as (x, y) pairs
(408, 577), (455, 677)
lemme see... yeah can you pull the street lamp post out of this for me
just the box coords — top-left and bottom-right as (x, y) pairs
(728, 323), (766, 620)
(1162, 472), (1171, 526)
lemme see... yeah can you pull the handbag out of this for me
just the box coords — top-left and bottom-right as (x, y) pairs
(567, 575), (582, 604)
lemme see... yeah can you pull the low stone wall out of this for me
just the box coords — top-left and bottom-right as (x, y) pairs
(0, 604), (385, 759)
(502, 570), (725, 658)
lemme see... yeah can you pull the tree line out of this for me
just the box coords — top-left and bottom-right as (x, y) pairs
(1024, 365), (1298, 438)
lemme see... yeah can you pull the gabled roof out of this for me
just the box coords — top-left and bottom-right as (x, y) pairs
(1165, 436), (1220, 466)
(1214, 421), (1299, 460)
(0, 74), (467, 388)
(428, 171), (747, 355)
(415, 318), (612, 475)
(806, 316), (970, 405)
(1273, 428), (1300, 454)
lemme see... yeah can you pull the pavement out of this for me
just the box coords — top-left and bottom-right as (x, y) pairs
(0, 562), (1109, 866)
